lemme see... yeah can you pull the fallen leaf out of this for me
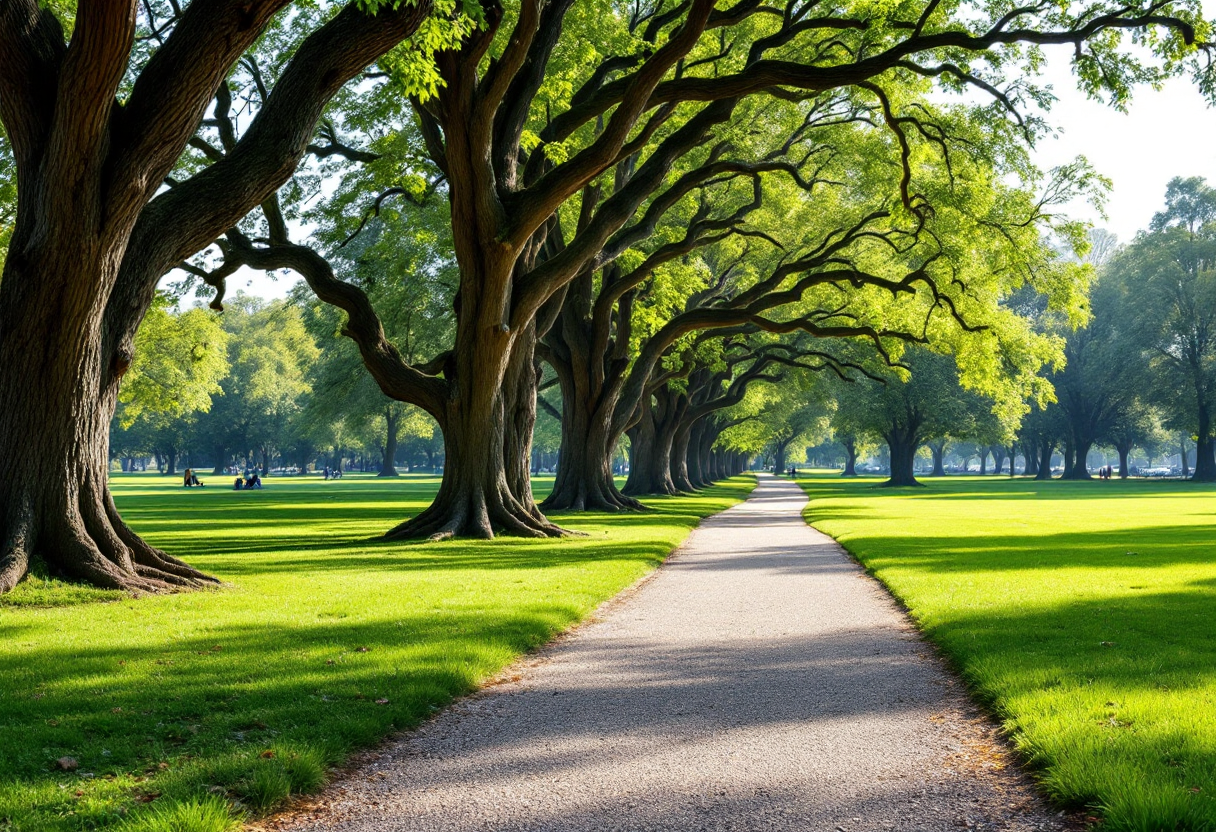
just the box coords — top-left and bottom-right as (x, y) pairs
(260, 750), (275, 759)
(56, 757), (78, 771)
(375, 698), (389, 705)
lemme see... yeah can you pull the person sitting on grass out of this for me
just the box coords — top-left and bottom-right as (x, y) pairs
(244, 471), (262, 489)
(233, 477), (243, 490)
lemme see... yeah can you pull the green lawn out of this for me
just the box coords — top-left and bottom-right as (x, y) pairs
(0, 472), (754, 832)
(800, 474), (1216, 831)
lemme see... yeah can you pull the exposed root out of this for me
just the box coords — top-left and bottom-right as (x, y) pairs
(541, 482), (648, 513)
(0, 505), (33, 594)
(382, 487), (577, 542)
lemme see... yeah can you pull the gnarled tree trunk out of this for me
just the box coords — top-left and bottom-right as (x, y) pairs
(385, 323), (563, 540)
(0, 249), (216, 593)
(623, 391), (681, 497)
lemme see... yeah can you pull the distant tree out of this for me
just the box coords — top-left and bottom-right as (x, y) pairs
(195, 297), (318, 474)
(1107, 177), (1216, 481)
(115, 298), (229, 475)
(833, 349), (1010, 487)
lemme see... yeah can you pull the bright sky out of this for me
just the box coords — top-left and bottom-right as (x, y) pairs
(1031, 52), (1216, 245)
(188, 32), (1216, 304)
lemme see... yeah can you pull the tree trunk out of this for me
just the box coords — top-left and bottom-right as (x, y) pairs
(1064, 439), (1093, 480)
(1023, 442), (1038, 477)
(1194, 408), (1216, 481)
(1117, 444), (1131, 479)
(670, 419), (697, 493)
(773, 440), (790, 479)
(623, 394), (680, 497)
(383, 325), (564, 540)
(542, 352), (642, 511)
(686, 421), (707, 487)
(378, 408), (400, 477)
(884, 433), (921, 487)
(979, 450), (987, 475)
(842, 437), (858, 477)
(1058, 438), (1075, 480)
(990, 445), (1006, 475)
(0, 283), (215, 592)
(929, 441), (945, 476)
(163, 447), (178, 477)
(1035, 440), (1054, 481)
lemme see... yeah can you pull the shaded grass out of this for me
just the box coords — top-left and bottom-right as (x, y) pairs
(0, 472), (753, 831)
(799, 474), (1216, 831)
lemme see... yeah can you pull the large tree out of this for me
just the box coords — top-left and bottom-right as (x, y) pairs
(229, 0), (1204, 539)
(0, 0), (434, 591)
(1107, 177), (1216, 480)
(832, 347), (1024, 486)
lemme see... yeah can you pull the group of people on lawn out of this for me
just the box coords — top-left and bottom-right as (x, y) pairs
(180, 468), (262, 489)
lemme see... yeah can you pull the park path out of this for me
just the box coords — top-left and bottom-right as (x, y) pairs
(276, 475), (1069, 832)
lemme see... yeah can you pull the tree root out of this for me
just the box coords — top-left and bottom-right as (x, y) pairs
(0, 489), (220, 596)
(382, 486), (578, 542)
(541, 482), (648, 513)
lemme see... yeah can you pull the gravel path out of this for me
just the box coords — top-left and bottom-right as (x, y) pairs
(274, 475), (1070, 832)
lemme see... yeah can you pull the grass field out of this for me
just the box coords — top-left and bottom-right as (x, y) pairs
(0, 472), (754, 832)
(800, 474), (1216, 831)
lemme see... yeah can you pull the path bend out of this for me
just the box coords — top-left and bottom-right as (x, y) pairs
(278, 475), (1066, 832)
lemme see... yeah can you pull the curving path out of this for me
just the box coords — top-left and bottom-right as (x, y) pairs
(277, 475), (1068, 832)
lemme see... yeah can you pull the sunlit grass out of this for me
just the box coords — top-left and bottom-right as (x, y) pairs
(0, 472), (754, 831)
(800, 474), (1216, 831)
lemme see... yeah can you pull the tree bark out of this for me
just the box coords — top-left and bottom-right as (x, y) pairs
(1194, 407), (1216, 481)
(1035, 440), (1054, 481)
(384, 324), (565, 540)
(929, 440), (946, 476)
(0, 286), (215, 592)
(842, 436), (858, 477)
(378, 407), (400, 477)
(883, 432), (921, 487)
(623, 390), (681, 496)
(540, 328), (642, 511)
(670, 418), (697, 493)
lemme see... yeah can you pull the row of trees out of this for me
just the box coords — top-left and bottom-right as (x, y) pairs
(774, 178), (1216, 487)
(0, 0), (1211, 591)
(111, 295), (445, 478)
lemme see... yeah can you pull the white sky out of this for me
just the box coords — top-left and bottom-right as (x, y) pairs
(1031, 52), (1216, 245)
(188, 35), (1216, 304)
